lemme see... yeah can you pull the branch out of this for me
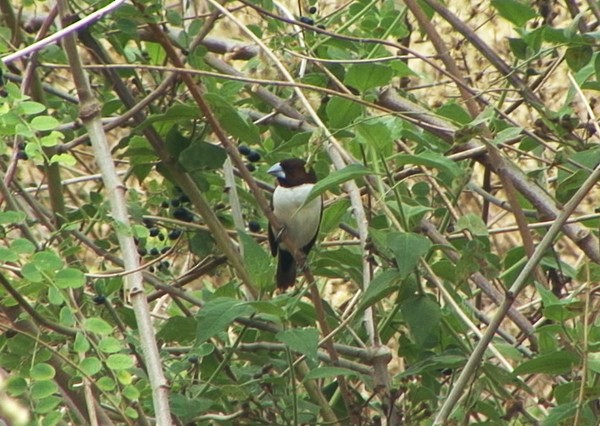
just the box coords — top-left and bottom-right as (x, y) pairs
(434, 161), (600, 423)
(378, 88), (600, 263)
(55, 0), (173, 423)
(2, 0), (127, 65)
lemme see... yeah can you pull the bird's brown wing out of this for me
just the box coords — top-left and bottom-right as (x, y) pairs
(268, 222), (278, 257)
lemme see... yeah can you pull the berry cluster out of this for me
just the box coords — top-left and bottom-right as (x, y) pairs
(299, 6), (325, 29)
(161, 190), (194, 223)
(237, 145), (261, 171)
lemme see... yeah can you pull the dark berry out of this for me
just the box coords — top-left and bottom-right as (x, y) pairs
(18, 142), (26, 150)
(247, 151), (261, 162)
(93, 295), (106, 305)
(188, 355), (199, 364)
(248, 220), (261, 232)
(238, 145), (252, 156)
(308, 6), (317, 13)
(161, 200), (170, 209)
(168, 229), (182, 240)
(149, 266), (155, 273)
(173, 207), (194, 222)
(246, 163), (256, 172)
(179, 194), (190, 203)
(137, 247), (147, 256)
(143, 219), (154, 228)
(161, 246), (171, 254)
(158, 233), (165, 241)
(299, 16), (314, 25)
(171, 198), (181, 207)
(149, 227), (160, 237)
(17, 151), (28, 160)
(159, 260), (170, 270)
(150, 247), (160, 256)
(317, 24), (326, 30)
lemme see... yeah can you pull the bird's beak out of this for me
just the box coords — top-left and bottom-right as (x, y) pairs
(267, 162), (285, 179)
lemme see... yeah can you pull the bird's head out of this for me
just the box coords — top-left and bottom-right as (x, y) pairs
(267, 158), (317, 187)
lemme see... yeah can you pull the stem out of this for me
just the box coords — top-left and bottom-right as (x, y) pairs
(55, 0), (172, 423)
(434, 161), (600, 423)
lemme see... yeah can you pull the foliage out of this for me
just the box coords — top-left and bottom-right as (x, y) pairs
(0, 0), (599, 424)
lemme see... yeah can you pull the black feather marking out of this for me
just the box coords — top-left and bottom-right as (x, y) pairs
(276, 249), (296, 289)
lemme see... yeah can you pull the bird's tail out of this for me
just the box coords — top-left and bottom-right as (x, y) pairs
(276, 249), (296, 289)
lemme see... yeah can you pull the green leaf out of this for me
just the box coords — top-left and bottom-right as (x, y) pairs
(21, 263), (43, 283)
(40, 131), (63, 147)
(106, 354), (135, 370)
(10, 238), (35, 254)
(179, 140), (226, 171)
(19, 101), (46, 115)
(303, 366), (359, 381)
(493, 126), (523, 145)
(97, 377), (116, 391)
(356, 120), (392, 152)
(565, 45), (593, 72)
(189, 230), (215, 257)
(399, 351), (466, 377)
(74, 331), (90, 353)
(98, 337), (124, 354)
(401, 295), (441, 348)
(50, 153), (77, 166)
(30, 363), (55, 381)
(35, 396), (62, 415)
(204, 93), (261, 145)
(165, 127), (191, 158)
(196, 298), (255, 344)
(30, 115), (59, 131)
(344, 63), (393, 92)
(586, 352), (600, 374)
(542, 402), (577, 426)
(306, 163), (371, 203)
(6, 376), (28, 396)
(556, 169), (588, 203)
(80, 357), (103, 376)
(123, 384), (140, 401)
(276, 327), (319, 361)
(394, 151), (462, 179)
(170, 394), (213, 420)
(326, 97), (362, 129)
(513, 350), (579, 375)
(247, 301), (286, 318)
(84, 317), (114, 335)
(436, 102), (472, 125)
(0, 247), (18, 262)
(536, 283), (584, 321)
(30, 380), (58, 399)
(156, 316), (197, 344)
(32, 251), (63, 272)
(491, 0), (537, 27)
(55, 268), (85, 289)
(509, 37), (528, 59)
(239, 231), (273, 290)
(387, 232), (432, 278)
(456, 213), (489, 236)
(357, 269), (402, 312)
(0, 210), (26, 225)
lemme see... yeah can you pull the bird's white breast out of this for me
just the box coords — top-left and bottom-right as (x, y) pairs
(272, 184), (321, 251)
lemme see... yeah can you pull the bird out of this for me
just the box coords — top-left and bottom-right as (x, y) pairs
(267, 158), (322, 289)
